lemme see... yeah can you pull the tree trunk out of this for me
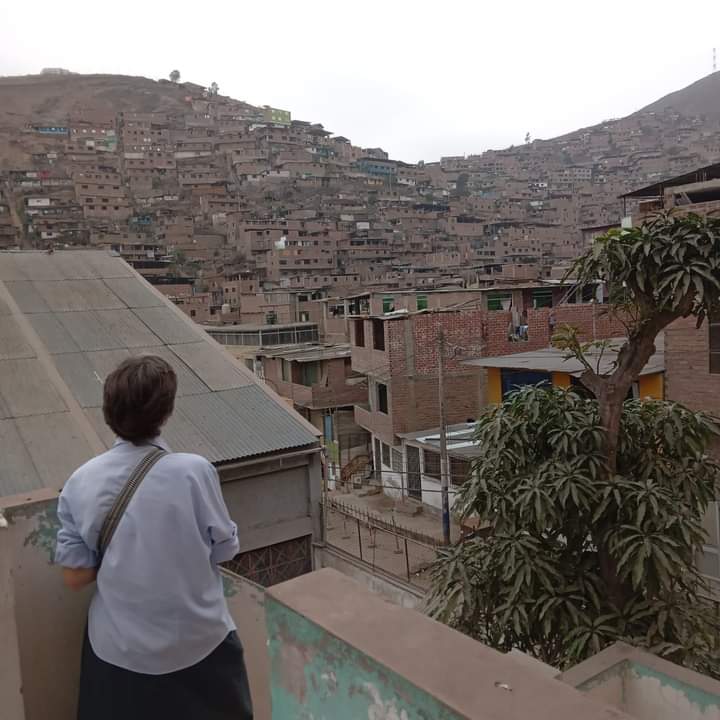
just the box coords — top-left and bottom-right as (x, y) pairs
(596, 383), (632, 607)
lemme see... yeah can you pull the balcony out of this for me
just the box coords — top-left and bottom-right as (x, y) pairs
(5, 493), (719, 720)
(354, 402), (393, 442)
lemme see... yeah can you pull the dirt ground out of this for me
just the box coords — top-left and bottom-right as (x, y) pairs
(324, 490), (462, 590)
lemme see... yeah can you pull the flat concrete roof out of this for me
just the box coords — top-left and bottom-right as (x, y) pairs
(398, 422), (481, 459)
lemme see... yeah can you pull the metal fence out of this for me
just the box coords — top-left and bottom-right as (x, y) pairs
(322, 497), (440, 590)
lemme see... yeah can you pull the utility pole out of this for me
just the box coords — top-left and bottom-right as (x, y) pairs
(437, 331), (451, 544)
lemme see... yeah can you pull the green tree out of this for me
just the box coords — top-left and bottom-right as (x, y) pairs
(169, 69), (181, 83)
(427, 385), (720, 673)
(428, 212), (720, 673)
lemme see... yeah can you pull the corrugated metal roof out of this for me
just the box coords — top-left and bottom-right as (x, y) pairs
(0, 250), (319, 497)
(258, 343), (352, 362)
(463, 338), (665, 378)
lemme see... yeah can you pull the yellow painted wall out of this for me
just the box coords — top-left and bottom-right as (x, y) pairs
(552, 372), (572, 389)
(639, 372), (664, 400)
(487, 368), (502, 404)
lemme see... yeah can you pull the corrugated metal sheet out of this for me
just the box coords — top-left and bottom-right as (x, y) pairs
(53, 353), (105, 408)
(133, 307), (200, 345)
(94, 309), (162, 348)
(57, 311), (127, 351)
(15, 412), (95, 490)
(13, 253), (66, 281)
(34, 279), (125, 312)
(0, 250), (320, 498)
(217, 386), (318, 456)
(0, 418), (43, 495)
(169, 342), (254, 391)
(169, 386), (316, 463)
(27, 313), (81, 354)
(103, 277), (165, 308)
(127, 346), (209, 396)
(0, 316), (36, 360)
(0, 358), (68, 417)
(4, 281), (51, 313)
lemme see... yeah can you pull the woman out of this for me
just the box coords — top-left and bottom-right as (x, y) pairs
(55, 355), (253, 720)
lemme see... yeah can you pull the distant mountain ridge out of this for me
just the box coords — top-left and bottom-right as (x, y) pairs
(1, 70), (720, 165)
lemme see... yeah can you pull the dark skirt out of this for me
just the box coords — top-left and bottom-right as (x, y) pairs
(78, 629), (253, 720)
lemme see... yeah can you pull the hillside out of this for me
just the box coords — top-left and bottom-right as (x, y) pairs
(638, 71), (720, 116)
(0, 74), (189, 122)
(1, 69), (720, 302)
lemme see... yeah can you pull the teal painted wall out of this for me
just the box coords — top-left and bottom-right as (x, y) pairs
(265, 597), (465, 719)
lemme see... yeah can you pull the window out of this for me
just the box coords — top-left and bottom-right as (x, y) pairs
(487, 291), (512, 311)
(391, 448), (403, 474)
(382, 296), (395, 313)
(416, 294), (428, 311)
(372, 319), (385, 351)
(710, 309), (720, 374)
(381, 443), (391, 468)
(281, 359), (290, 382)
(450, 457), (471, 486)
(532, 288), (553, 308)
(299, 362), (318, 387)
(699, 502), (720, 579)
(423, 449), (441, 479)
(353, 318), (365, 347)
(376, 382), (388, 414)
(266, 311), (277, 325)
(299, 311), (310, 322)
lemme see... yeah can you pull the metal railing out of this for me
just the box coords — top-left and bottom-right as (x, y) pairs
(322, 497), (440, 589)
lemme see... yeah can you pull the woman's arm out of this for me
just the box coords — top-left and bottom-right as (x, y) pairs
(55, 491), (99, 590)
(197, 461), (240, 564)
(62, 566), (98, 591)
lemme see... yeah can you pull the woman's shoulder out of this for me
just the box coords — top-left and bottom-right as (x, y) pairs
(162, 452), (216, 476)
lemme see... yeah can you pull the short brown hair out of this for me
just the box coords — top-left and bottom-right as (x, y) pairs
(103, 356), (177, 443)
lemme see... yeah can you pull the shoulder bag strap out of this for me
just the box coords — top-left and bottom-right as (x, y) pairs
(97, 448), (167, 561)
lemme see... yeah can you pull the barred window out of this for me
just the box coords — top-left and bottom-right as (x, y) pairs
(391, 448), (403, 474)
(423, 449), (441, 479)
(381, 443), (391, 467)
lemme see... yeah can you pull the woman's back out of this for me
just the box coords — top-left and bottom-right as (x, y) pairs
(58, 437), (239, 674)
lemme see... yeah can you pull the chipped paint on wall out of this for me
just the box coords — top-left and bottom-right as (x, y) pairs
(629, 662), (720, 719)
(265, 597), (464, 720)
(17, 500), (60, 564)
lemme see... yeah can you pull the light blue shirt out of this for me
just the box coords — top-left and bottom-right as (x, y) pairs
(55, 437), (239, 675)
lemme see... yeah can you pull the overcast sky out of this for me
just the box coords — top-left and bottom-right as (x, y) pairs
(1, 0), (719, 163)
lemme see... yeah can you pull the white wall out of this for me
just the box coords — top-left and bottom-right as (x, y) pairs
(420, 474), (459, 511)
